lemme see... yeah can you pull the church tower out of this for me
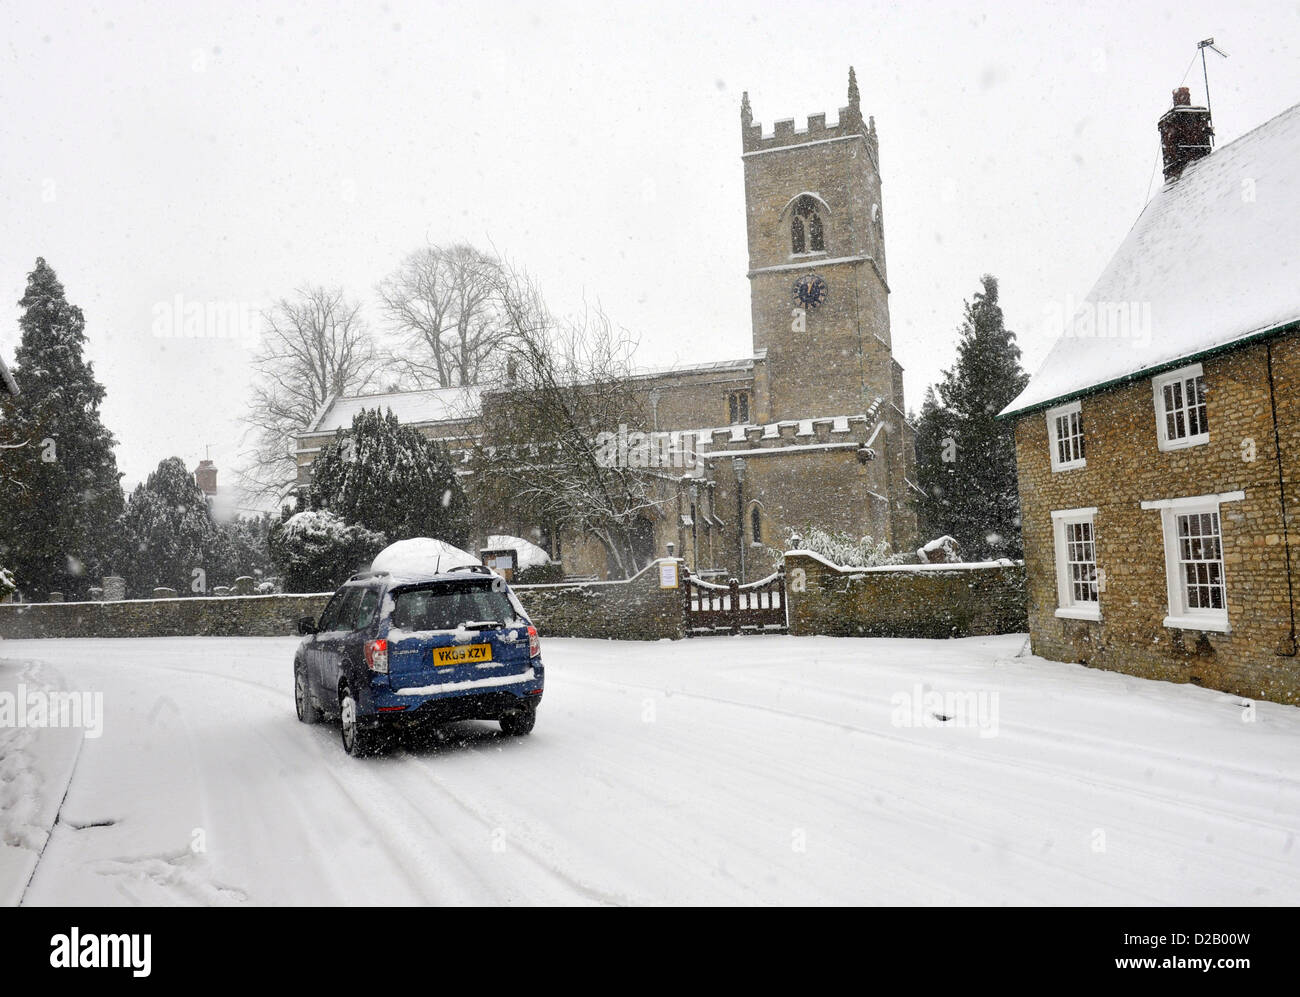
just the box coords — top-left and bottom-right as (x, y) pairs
(740, 69), (916, 550)
(741, 68), (899, 426)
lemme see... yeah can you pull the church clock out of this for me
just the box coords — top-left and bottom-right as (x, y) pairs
(792, 273), (828, 309)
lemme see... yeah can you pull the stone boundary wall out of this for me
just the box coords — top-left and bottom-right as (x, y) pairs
(513, 559), (685, 641)
(0, 592), (334, 640)
(0, 560), (688, 642)
(0, 556), (1025, 643)
(784, 551), (1027, 639)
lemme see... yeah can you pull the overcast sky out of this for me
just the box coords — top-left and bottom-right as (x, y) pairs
(3, 0), (1297, 505)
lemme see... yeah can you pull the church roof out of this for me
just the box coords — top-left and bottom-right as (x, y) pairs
(1002, 101), (1300, 418)
(308, 385), (481, 436)
(302, 356), (759, 437)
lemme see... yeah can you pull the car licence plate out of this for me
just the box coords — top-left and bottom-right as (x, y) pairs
(432, 643), (493, 667)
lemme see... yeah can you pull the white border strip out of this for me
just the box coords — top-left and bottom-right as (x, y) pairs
(1140, 490), (1245, 511)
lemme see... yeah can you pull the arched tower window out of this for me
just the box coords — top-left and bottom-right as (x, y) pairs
(791, 195), (825, 254)
(750, 504), (762, 545)
(808, 211), (824, 251)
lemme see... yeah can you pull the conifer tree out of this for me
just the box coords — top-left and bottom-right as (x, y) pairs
(914, 275), (1029, 559)
(308, 408), (471, 547)
(0, 259), (123, 598)
(115, 457), (226, 596)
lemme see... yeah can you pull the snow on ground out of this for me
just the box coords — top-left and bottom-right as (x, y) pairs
(1, 633), (1298, 906)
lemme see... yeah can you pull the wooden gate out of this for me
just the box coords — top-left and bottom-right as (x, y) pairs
(683, 566), (788, 636)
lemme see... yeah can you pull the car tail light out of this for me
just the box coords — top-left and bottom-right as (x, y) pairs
(365, 639), (388, 673)
(527, 625), (540, 658)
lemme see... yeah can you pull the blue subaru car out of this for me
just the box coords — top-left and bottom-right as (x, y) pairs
(293, 565), (544, 756)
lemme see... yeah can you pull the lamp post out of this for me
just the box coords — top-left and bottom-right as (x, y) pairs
(733, 457), (747, 583)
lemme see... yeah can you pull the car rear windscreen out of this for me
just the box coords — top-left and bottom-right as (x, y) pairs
(389, 581), (526, 631)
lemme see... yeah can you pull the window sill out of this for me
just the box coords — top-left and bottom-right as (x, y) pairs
(788, 251), (827, 260)
(1050, 459), (1086, 472)
(1163, 614), (1231, 634)
(1055, 606), (1100, 622)
(1157, 434), (1210, 453)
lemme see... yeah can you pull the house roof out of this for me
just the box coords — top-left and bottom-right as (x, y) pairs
(0, 353), (17, 398)
(1001, 101), (1300, 419)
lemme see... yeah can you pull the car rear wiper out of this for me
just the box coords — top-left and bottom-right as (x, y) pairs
(462, 620), (504, 631)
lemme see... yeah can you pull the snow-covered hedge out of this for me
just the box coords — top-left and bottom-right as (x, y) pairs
(0, 566), (16, 601)
(770, 526), (910, 569)
(269, 510), (387, 593)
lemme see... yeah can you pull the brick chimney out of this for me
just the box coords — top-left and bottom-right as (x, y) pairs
(1157, 86), (1213, 183)
(194, 459), (217, 496)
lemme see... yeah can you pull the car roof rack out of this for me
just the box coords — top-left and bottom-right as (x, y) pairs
(447, 564), (494, 575)
(347, 569), (390, 582)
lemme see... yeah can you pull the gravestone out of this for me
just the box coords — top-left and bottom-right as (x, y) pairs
(213, 586), (231, 597)
(152, 587), (178, 599)
(233, 576), (255, 595)
(47, 591), (63, 602)
(89, 587), (104, 601)
(102, 576), (126, 602)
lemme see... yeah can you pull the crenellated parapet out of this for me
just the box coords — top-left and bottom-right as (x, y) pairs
(740, 66), (877, 159)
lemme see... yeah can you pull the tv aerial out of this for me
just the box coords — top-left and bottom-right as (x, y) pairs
(1197, 37), (1228, 125)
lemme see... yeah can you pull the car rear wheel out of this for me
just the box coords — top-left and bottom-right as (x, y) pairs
(499, 703), (536, 736)
(295, 663), (320, 724)
(339, 686), (387, 757)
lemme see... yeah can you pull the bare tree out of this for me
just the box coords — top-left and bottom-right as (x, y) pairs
(377, 243), (509, 388)
(239, 286), (379, 502)
(469, 267), (673, 578)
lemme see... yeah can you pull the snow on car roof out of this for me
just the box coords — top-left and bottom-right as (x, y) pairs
(1001, 101), (1300, 418)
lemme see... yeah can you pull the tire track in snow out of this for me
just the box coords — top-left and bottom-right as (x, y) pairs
(565, 671), (1300, 842)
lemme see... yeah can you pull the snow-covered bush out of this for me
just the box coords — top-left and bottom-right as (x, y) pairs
(775, 525), (910, 569)
(917, 534), (962, 564)
(0, 565), (17, 602)
(269, 510), (387, 593)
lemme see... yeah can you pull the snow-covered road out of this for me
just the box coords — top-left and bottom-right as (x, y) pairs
(2, 634), (1298, 905)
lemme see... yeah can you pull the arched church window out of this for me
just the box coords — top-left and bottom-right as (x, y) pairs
(750, 505), (762, 545)
(791, 195), (825, 254)
(808, 211), (824, 251)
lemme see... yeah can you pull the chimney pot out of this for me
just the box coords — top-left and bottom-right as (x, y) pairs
(1157, 86), (1213, 183)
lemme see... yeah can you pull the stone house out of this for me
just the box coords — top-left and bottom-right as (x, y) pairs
(296, 70), (919, 579)
(1001, 90), (1300, 704)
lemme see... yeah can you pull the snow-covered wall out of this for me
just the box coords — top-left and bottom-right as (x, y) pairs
(784, 552), (1026, 638)
(513, 559), (686, 641)
(0, 556), (1024, 642)
(0, 562), (689, 642)
(0, 592), (334, 640)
